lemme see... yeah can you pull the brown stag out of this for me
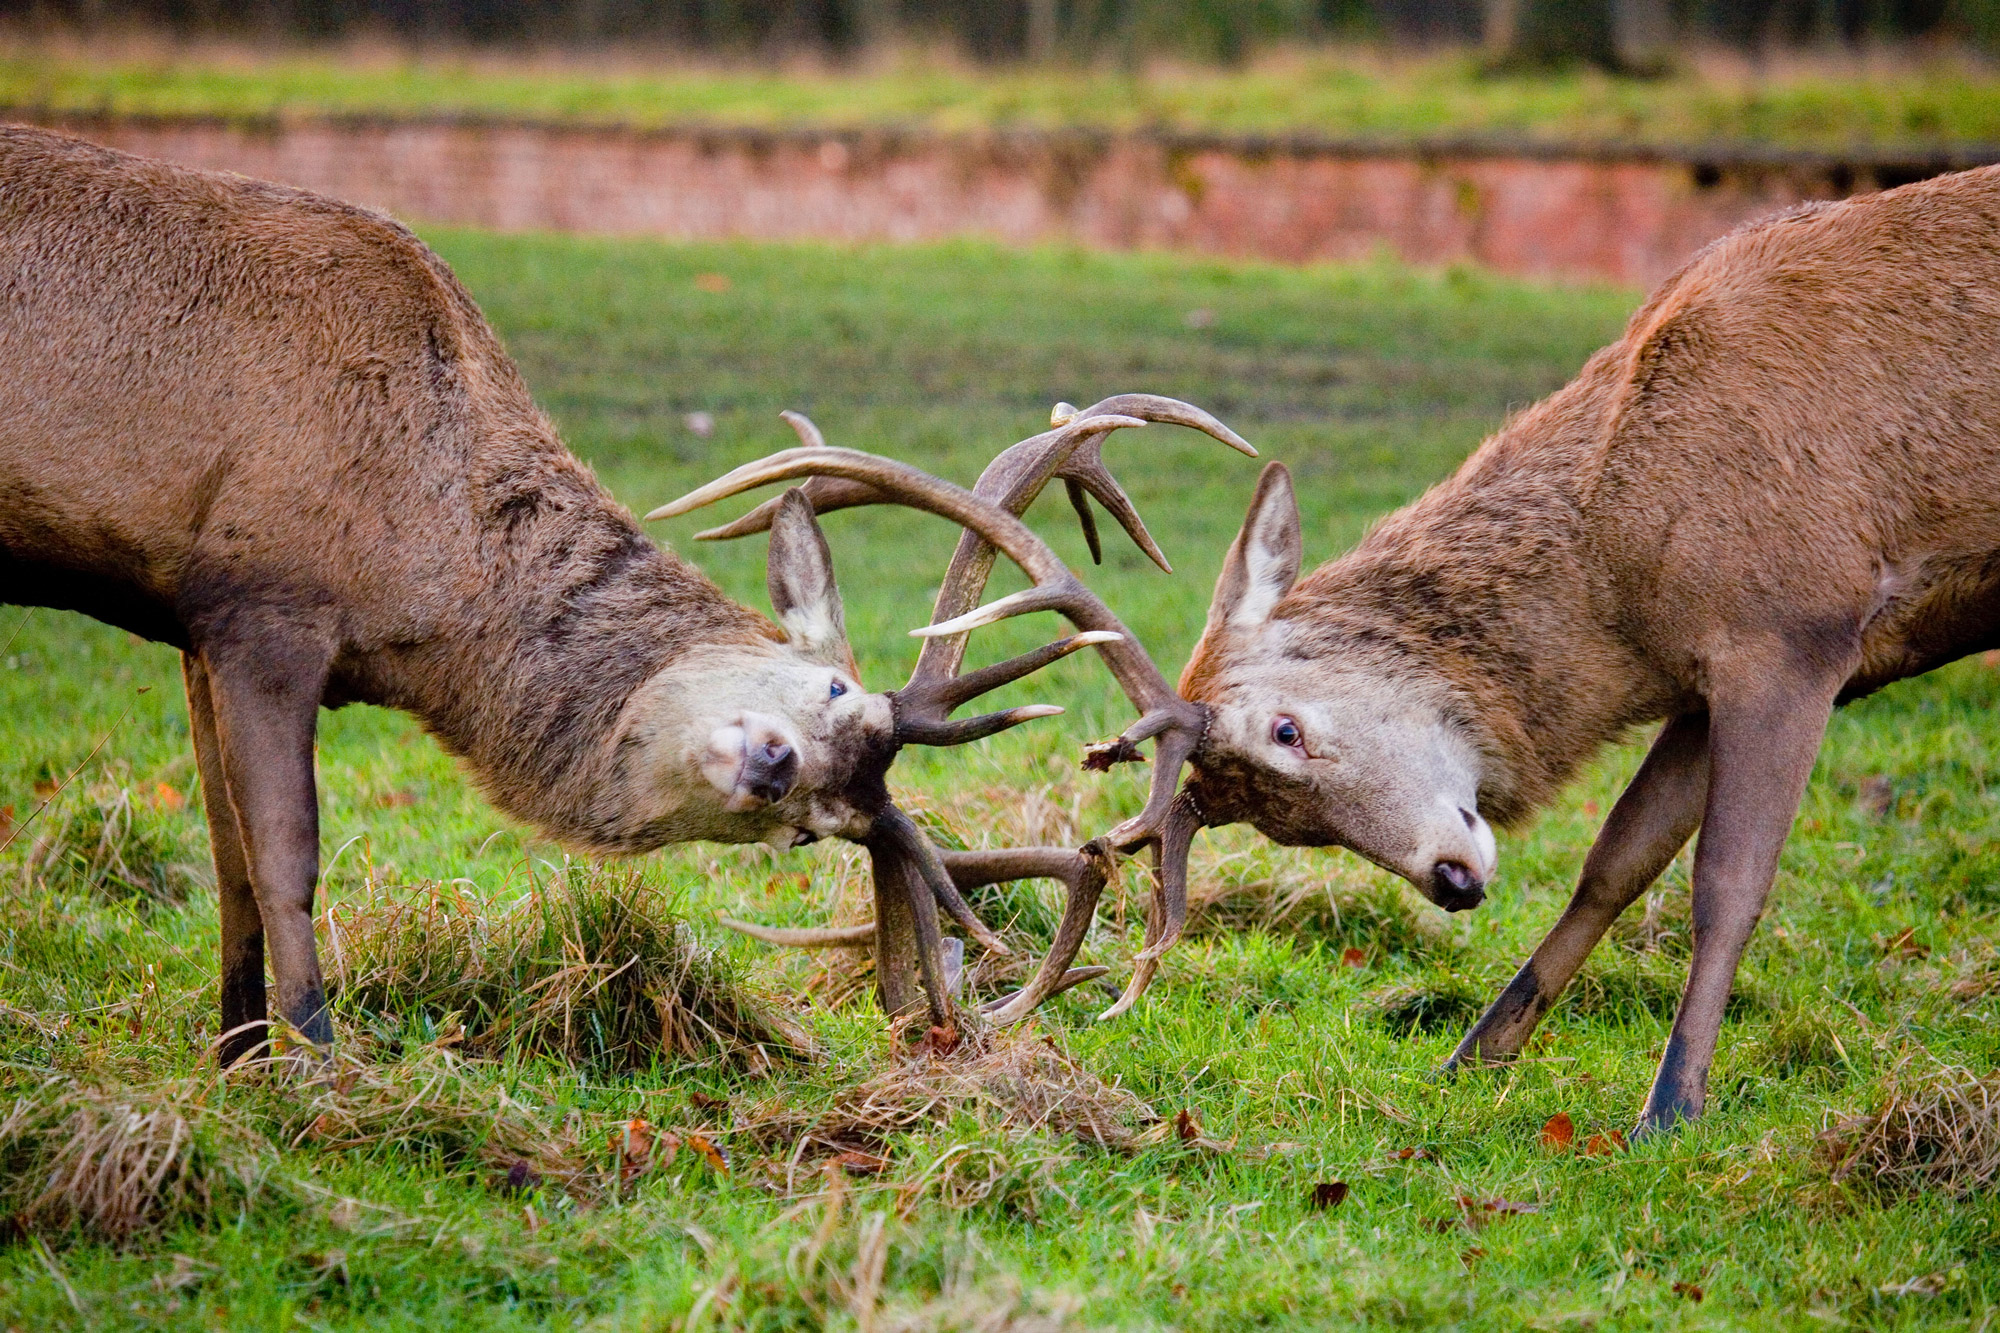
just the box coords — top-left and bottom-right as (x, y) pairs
(0, 123), (1250, 1060)
(937, 168), (2000, 1134)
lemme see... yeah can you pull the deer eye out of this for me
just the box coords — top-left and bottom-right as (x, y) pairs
(1271, 716), (1304, 752)
(828, 680), (848, 700)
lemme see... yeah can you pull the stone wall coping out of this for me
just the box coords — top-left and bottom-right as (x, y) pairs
(9, 103), (1999, 174)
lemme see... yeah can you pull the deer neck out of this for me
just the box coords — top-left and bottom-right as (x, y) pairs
(362, 442), (774, 849)
(1298, 469), (1659, 826)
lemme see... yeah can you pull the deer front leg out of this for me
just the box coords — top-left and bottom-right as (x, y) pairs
(1445, 712), (1710, 1070)
(1635, 672), (1840, 1137)
(198, 631), (336, 1052)
(184, 653), (268, 1067)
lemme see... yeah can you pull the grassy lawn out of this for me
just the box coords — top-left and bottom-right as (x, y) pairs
(2, 232), (1998, 1329)
(9, 41), (2000, 150)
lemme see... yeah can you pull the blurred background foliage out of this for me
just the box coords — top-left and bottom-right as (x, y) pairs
(4, 0), (2000, 69)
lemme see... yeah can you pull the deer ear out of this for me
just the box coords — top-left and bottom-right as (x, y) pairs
(766, 489), (850, 665)
(1206, 462), (1301, 634)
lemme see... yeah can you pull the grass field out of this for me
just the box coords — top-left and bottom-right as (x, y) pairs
(2, 233), (1999, 1330)
(9, 40), (2000, 150)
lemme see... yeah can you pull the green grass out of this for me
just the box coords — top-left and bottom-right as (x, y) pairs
(11, 41), (2000, 150)
(2, 232), (1998, 1330)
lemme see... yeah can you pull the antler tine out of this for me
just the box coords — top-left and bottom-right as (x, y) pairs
(1096, 789), (1203, 1020)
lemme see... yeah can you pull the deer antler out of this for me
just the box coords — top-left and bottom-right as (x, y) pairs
(650, 396), (1251, 1023)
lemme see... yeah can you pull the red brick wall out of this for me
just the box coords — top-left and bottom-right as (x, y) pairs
(14, 113), (1952, 285)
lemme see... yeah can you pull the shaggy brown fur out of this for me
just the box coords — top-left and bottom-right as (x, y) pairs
(1180, 169), (2000, 1134)
(0, 125), (870, 1061)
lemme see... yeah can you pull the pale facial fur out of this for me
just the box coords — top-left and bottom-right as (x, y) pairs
(1183, 464), (1499, 911)
(617, 642), (892, 847)
(610, 487), (895, 850)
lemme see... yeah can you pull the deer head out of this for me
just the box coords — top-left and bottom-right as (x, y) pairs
(651, 397), (1257, 1026)
(1176, 463), (1498, 908)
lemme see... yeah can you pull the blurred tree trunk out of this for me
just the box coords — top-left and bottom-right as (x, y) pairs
(1483, 0), (1670, 69)
(1027, 0), (1060, 58)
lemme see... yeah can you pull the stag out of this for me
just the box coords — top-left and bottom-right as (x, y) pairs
(944, 168), (2000, 1133)
(0, 123), (1250, 1059)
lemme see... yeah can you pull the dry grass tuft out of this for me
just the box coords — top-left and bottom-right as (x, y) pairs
(280, 1046), (602, 1196)
(324, 868), (814, 1072)
(0, 1077), (270, 1241)
(1820, 1062), (2000, 1198)
(15, 781), (204, 906)
(739, 1025), (1161, 1184)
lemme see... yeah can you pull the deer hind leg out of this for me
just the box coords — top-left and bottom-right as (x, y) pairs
(1445, 712), (1712, 1072)
(196, 627), (336, 1053)
(184, 653), (268, 1067)
(1635, 673), (1838, 1137)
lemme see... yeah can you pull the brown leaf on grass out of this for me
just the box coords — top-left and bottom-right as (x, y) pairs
(501, 1160), (542, 1195)
(1583, 1130), (1628, 1156)
(1440, 1195), (1542, 1232)
(688, 1091), (730, 1116)
(1339, 947), (1368, 968)
(1672, 1281), (1704, 1302)
(1392, 1146), (1432, 1162)
(609, 1118), (679, 1183)
(374, 789), (418, 809)
(1540, 1112), (1575, 1150)
(153, 783), (185, 812)
(0, 804), (12, 839)
(1859, 775), (1896, 818)
(684, 1130), (729, 1173)
(1173, 1108), (1202, 1143)
(1308, 1181), (1349, 1210)
(693, 272), (733, 293)
(829, 1149), (889, 1175)
(1878, 927), (1929, 962)
(918, 1024), (962, 1058)
(32, 775), (56, 799)
(763, 873), (810, 896)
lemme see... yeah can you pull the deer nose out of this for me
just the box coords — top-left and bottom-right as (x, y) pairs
(739, 736), (798, 805)
(1429, 859), (1485, 912)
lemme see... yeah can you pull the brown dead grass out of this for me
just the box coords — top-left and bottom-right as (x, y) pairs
(1820, 1062), (2000, 1198)
(738, 1026), (1162, 1187)
(324, 868), (814, 1072)
(0, 1076), (270, 1241)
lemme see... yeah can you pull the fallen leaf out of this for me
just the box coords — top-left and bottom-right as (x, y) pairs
(917, 1024), (960, 1057)
(1672, 1281), (1704, 1302)
(501, 1160), (541, 1195)
(1540, 1112), (1575, 1150)
(829, 1150), (889, 1175)
(0, 805), (11, 839)
(610, 1118), (679, 1183)
(1308, 1181), (1349, 1210)
(1174, 1108), (1202, 1143)
(1582, 800), (1600, 817)
(1461, 1247), (1487, 1264)
(1340, 946), (1368, 968)
(375, 789), (418, 809)
(1583, 1130), (1628, 1156)
(685, 1130), (730, 1173)
(1859, 774), (1896, 818)
(694, 272), (733, 293)
(153, 782), (185, 812)
(31, 776), (55, 799)
(688, 1091), (730, 1115)
(1879, 926), (1929, 961)
(1392, 1146), (1432, 1161)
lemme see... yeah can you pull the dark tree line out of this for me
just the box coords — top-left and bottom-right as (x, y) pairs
(0, 0), (1983, 62)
